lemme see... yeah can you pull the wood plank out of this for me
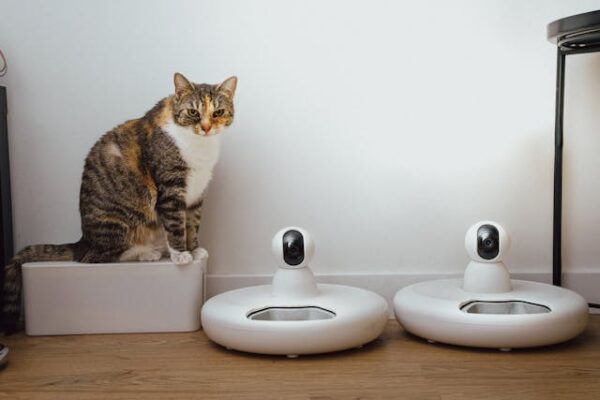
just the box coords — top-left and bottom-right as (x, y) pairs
(0, 317), (598, 399)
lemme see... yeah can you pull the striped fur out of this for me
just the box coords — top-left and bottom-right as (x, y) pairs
(1, 74), (237, 333)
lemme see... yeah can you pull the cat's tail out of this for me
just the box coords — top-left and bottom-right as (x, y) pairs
(1, 242), (78, 334)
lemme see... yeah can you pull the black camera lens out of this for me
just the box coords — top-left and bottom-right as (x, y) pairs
(477, 224), (500, 260)
(288, 245), (300, 256)
(283, 230), (305, 266)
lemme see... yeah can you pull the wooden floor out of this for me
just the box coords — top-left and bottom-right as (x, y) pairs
(0, 317), (599, 400)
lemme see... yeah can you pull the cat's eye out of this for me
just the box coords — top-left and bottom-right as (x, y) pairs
(188, 109), (199, 117)
(212, 109), (224, 118)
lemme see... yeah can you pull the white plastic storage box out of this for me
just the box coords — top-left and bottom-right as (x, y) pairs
(23, 259), (205, 335)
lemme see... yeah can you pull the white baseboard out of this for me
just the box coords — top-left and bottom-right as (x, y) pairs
(206, 272), (600, 315)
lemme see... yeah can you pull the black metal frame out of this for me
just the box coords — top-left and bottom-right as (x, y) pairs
(552, 32), (600, 309)
(553, 49), (564, 288)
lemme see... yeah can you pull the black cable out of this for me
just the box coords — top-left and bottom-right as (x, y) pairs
(589, 303), (600, 309)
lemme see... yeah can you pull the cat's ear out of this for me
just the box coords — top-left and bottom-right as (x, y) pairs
(217, 76), (237, 99)
(174, 72), (194, 98)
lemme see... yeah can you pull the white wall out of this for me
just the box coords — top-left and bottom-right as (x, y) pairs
(1, 0), (600, 276)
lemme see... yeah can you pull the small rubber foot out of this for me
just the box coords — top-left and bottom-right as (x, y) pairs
(225, 347), (232, 351)
(499, 348), (512, 352)
(287, 354), (299, 359)
(427, 339), (436, 344)
(356, 345), (364, 349)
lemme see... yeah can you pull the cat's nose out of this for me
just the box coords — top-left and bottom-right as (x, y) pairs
(201, 122), (211, 133)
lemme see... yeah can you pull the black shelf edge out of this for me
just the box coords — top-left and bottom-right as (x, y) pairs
(548, 9), (600, 52)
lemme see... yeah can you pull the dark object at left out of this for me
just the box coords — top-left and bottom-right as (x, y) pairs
(0, 85), (14, 321)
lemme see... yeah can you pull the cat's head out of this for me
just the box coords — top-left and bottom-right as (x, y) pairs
(172, 73), (237, 136)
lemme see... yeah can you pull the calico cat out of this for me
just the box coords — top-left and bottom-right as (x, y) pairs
(1, 73), (237, 332)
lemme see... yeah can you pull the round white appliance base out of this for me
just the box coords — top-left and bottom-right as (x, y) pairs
(393, 279), (588, 349)
(201, 284), (389, 356)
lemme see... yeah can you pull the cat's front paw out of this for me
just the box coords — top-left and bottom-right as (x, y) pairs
(139, 250), (162, 262)
(169, 249), (193, 265)
(192, 247), (209, 261)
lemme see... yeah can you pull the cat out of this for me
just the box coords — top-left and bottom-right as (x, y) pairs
(1, 73), (237, 332)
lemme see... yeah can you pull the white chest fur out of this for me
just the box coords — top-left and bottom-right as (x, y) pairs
(163, 120), (221, 207)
